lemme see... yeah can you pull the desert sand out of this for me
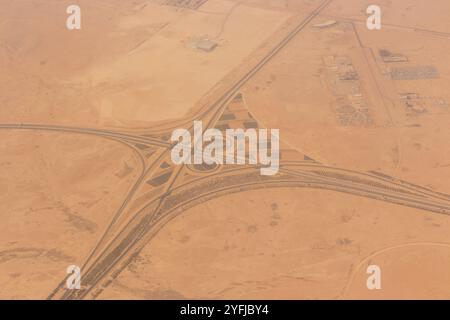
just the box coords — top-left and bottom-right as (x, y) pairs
(1, 0), (449, 299)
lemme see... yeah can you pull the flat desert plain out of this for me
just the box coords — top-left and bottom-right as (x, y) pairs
(0, 0), (450, 299)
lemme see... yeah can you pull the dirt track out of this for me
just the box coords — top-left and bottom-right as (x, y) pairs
(1, 0), (450, 299)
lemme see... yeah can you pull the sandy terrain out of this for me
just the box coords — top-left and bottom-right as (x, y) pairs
(243, 1), (450, 191)
(0, 130), (140, 298)
(0, 0), (449, 300)
(100, 188), (450, 299)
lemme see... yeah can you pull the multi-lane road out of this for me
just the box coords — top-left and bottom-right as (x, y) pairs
(1, 0), (449, 299)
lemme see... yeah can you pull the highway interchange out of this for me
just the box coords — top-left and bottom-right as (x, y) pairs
(1, 0), (449, 299)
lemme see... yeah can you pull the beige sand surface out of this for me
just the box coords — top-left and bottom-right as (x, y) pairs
(1, 0), (449, 300)
(0, 131), (140, 298)
(98, 188), (450, 299)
